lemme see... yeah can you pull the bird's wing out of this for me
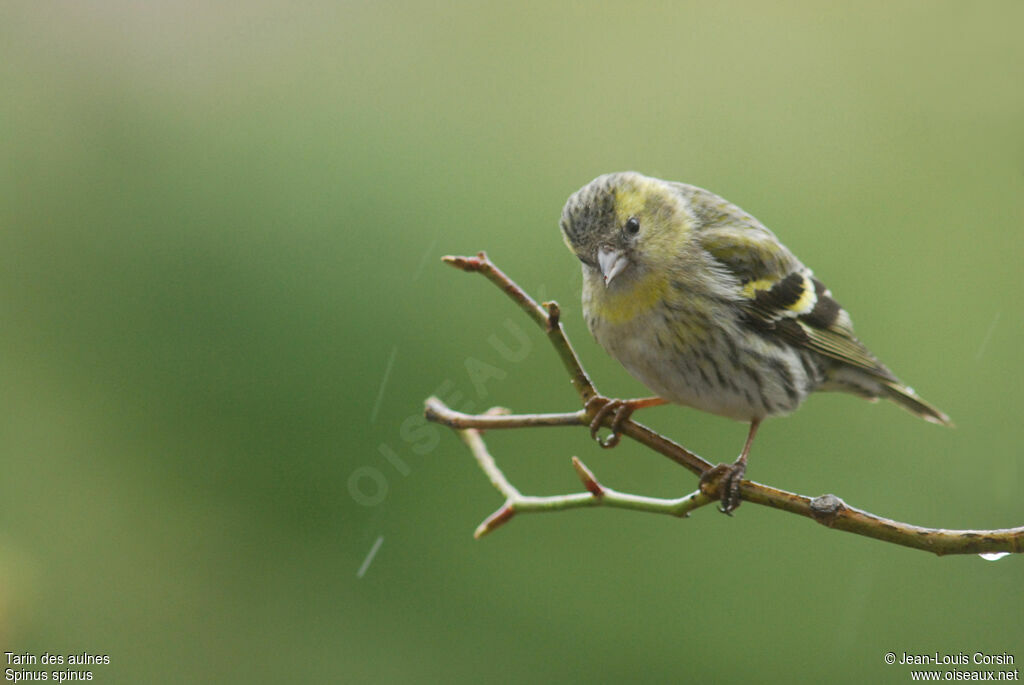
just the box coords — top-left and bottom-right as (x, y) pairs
(688, 186), (896, 380)
(684, 182), (949, 424)
(674, 183), (800, 284)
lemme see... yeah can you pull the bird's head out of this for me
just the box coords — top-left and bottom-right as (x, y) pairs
(560, 171), (692, 288)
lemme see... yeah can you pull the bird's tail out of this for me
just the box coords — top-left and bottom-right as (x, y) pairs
(882, 381), (953, 427)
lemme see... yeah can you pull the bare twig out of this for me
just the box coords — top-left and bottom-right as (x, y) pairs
(456, 425), (713, 538)
(442, 254), (596, 404)
(423, 398), (709, 475)
(426, 252), (1024, 556)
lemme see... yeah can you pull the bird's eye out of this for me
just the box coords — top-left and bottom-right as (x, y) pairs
(625, 217), (640, 235)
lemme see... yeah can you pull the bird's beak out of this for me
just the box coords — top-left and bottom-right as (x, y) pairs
(598, 247), (629, 286)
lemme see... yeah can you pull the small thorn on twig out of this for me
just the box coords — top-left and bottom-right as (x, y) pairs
(571, 457), (605, 497)
(483, 406), (512, 417)
(543, 301), (561, 331)
(476, 406), (512, 434)
(474, 503), (516, 539)
(442, 254), (484, 272)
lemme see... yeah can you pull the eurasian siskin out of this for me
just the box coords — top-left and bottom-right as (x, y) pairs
(560, 171), (951, 512)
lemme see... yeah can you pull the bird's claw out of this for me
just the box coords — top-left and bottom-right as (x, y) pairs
(586, 396), (634, 449)
(699, 458), (747, 515)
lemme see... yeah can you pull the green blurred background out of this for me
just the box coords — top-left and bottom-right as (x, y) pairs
(1, 1), (1021, 682)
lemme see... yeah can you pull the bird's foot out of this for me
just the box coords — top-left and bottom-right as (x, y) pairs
(585, 396), (665, 449)
(699, 456), (747, 515)
(585, 396), (632, 448)
(700, 420), (759, 514)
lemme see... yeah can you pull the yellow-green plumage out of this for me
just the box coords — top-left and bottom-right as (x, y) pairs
(560, 171), (951, 428)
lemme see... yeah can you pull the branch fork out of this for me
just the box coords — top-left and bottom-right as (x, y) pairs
(454, 423), (710, 538)
(426, 252), (1023, 556)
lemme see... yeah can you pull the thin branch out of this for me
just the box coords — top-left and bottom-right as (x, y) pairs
(457, 425), (713, 538)
(442, 253), (597, 404)
(428, 252), (1024, 557)
(424, 396), (710, 476)
(425, 402), (586, 430)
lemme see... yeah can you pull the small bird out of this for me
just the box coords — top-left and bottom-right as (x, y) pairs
(560, 171), (951, 513)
